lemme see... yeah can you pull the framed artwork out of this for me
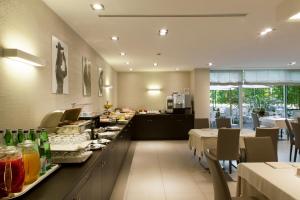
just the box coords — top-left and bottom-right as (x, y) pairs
(98, 67), (104, 97)
(52, 36), (69, 94)
(82, 57), (91, 96)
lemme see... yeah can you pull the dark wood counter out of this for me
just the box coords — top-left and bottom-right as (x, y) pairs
(132, 113), (194, 140)
(20, 120), (133, 200)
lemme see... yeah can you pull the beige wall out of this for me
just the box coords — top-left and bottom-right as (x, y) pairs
(118, 72), (191, 110)
(0, 0), (117, 129)
(191, 69), (210, 119)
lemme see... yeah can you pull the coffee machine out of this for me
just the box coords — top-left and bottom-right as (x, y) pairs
(166, 92), (192, 114)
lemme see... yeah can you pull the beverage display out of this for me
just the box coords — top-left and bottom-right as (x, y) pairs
(19, 140), (40, 184)
(12, 130), (18, 145)
(4, 129), (13, 146)
(0, 146), (25, 197)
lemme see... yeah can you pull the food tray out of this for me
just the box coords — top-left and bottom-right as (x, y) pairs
(8, 164), (60, 199)
(52, 151), (93, 163)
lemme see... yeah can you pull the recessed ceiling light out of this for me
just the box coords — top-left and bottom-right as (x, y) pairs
(129, 68), (133, 71)
(120, 52), (126, 56)
(111, 36), (119, 41)
(126, 61), (130, 65)
(153, 62), (158, 67)
(208, 62), (213, 67)
(159, 28), (168, 36)
(175, 68), (179, 71)
(289, 12), (300, 21)
(259, 27), (274, 36)
(288, 61), (297, 66)
(90, 3), (104, 11)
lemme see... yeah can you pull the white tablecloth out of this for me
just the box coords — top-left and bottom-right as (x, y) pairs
(237, 162), (300, 200)
(188, 128), (255, 157)
(260, 117), (290, 129)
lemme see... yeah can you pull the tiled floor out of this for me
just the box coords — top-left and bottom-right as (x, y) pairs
(110, 139), (292, 200)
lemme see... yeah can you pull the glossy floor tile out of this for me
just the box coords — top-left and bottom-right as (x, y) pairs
(111, 139), (291, 200)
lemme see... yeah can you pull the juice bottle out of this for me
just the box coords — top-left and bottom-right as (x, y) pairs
(0, 146), (25, 197)
(18, 140), (40, 184)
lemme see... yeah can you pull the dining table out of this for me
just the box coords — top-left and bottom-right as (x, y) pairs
(188, 128), (255, 157)
(259, 116), (292, 129)
(237, 162), (300, 200)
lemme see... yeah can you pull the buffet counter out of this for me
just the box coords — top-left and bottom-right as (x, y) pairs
(20, 120), (133, 200)
(132, 113), (194, 140)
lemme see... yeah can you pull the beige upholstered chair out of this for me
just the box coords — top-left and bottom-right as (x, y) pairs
(285, 119), (295, 161)
(255, 128), (279, 159)
(194, 118), (210, 129)
(205, 150), (257, 200)
(244, 137), (277, 162)
(216, 118), (231, 129)
(291, 122), (300, 162)
(211, 128), (240, 173)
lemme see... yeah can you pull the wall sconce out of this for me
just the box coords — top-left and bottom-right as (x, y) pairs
(2, 48), (46, 67)
(276, 0), (300, 22)
(147, 88), (162, 96)
(103, 85), (113, 89)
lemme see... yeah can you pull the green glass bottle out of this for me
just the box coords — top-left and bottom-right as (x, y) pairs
(4, 129), (14, 146)
(39, 129), (51, 172)
(12, 129), (18, 145)
(17, 129), (25, 144)
(28, 129), (37, 142)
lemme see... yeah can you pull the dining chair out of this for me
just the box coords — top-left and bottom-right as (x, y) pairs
(251, 113), (260, 130)
(216, 118), (231, 129)
(204, 150), (257, 200)
(194, 118), (210, 129)
(290, 122), (300, 162)
(244, 137), (277, 162)
(255, 128), (279, 159)
(210, 128), (240, 174)
(285, 119), (295, 162)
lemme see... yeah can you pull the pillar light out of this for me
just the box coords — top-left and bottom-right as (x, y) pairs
(2, 48), (45, 67)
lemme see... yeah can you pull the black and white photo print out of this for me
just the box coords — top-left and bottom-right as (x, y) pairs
(52, 36), (69, 94)
(98, 68), (103, 96)
(82, 57), (91, 96)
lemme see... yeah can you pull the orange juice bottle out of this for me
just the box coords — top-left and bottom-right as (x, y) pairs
(18, 140), (40, 184)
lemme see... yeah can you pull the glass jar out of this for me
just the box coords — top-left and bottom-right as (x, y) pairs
(0, 146), (25, 197)
(18, 140), (40, 184)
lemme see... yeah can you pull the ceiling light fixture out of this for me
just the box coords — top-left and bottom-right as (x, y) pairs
(259, 28), (274, 36)
(90, 3), (104, 11)
(153, 62), (158, 67)
(2, 48), (46, 67)
(288, 61), (297, 66)
(175, 68), (179, 71)
(159, 28), (168, 36)
(208, 62), (213, 67)
(289, 12), (300, 20)
(111, 36), (119, 41)
(129, 68), (133, 71)
(126, 61), (130, 65)
(120, 52), (126, 56)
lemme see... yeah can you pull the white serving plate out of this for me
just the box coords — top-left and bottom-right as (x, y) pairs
(51, 151), (93, 164)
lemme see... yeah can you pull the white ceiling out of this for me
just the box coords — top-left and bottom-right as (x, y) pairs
(43, 0), (300, 71)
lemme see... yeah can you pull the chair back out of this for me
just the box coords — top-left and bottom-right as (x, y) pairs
(255, 128), (279, 158)
(251, 113), (260, 130)
(244, 137), (277, 162)
(285, 119), (294, 139)
(291, 122), (300, 148)
(194, 118), (210, 129)
(216, 118), (231, 129)
(204, 150), (232, 200)
(217, 128), (240, 160)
